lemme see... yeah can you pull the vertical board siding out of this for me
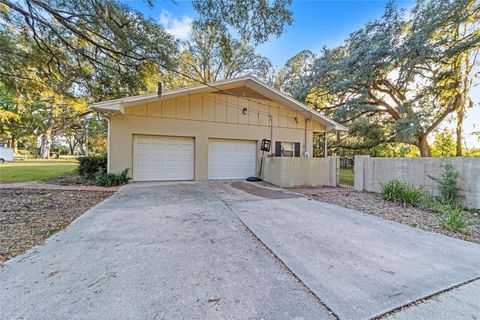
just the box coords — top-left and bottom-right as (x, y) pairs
(125, 92), (326, 131)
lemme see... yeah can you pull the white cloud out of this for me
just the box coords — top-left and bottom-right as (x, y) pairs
(160, 10), (192, 41)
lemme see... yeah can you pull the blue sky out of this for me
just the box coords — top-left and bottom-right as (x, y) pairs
(123, 0), (479, 148)
(125, 0), (416, 67)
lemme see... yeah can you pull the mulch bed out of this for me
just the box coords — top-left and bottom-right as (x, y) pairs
(311, 191), (480, 245)
(0, 188), (113, 264)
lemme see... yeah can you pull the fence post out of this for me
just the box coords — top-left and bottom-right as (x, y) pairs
(327, 156), (339, 187)
(354, 155), (369, 191)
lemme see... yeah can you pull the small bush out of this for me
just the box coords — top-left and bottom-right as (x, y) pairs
(439, 205), (472, 233)
(418, 195), (444, 213)
(95, 168), (129, 187)
(381, 180), (406, 201)
(429, 161), (461, 205)
(380, 180), (424, 206)
(78, 155), (107, 179)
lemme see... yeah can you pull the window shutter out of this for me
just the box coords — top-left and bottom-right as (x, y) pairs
(294, 142), (301, 157)
(275, 141), (281, 157)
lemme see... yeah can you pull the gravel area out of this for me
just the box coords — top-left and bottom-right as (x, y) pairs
(0, 188), (113, 263)
(311, 191), (480, 244)
(0, 181), (120, 192)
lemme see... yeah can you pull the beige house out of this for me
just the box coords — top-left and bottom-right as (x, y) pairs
(93, 76), (346, 182)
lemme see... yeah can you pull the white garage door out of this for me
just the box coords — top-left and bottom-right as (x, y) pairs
(133, 135), (194, 181)
(208, 139), (256, 179)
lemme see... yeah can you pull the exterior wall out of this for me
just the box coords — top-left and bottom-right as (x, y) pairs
(262, 157), (337, 188)
(354, 156), (480, 209)
(109, 92), (325, 181)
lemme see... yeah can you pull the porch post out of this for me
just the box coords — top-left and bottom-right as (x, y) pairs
(324, 132), (328, 158)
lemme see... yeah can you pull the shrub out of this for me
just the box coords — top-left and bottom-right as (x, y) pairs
(439, 205), (472, 233)
(418, 195), (444, 213)
(380, 180), (424, 206)
(429, 161), (461, 205)
(78, 155), (107, 179)
(381, 180), (406, 201)
(95, 168), (129, 187)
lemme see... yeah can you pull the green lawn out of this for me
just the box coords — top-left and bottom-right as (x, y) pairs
(0, 158), (79, 183)
(339, 168), (354, 186)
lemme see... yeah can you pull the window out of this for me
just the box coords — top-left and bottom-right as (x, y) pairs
(275, 141), (301, 157)
(281, 142), (294, 157)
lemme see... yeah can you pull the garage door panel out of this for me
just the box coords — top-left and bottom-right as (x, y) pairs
(208, 139), (256, 180)
(134, 136), (194, 181)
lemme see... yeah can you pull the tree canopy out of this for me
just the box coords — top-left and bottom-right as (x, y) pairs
(0, 0), (293, 157)
(172, 25), (273, 86)
(280, 0), (479, 157)
(274, 50), (316, 100)
(192, 0), (293, 44)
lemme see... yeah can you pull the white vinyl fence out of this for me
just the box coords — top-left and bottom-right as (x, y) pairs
(354, 156), (480, 209)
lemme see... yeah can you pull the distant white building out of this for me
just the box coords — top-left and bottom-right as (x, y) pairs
(0, 147), (14, 162)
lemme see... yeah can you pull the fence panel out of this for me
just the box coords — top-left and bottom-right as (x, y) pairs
(354, 156), (480, 209)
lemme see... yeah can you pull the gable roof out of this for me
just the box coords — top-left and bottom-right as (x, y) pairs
(93, 75), (347, 131)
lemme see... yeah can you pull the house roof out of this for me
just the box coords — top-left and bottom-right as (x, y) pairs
(93, 75), (347, 131)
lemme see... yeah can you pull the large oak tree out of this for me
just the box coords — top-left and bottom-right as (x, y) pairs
(306, 0), (479, 156)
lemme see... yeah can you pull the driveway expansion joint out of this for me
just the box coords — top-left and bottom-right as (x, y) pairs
(374, 276), (480, 319)
(213, 184), (341, 320)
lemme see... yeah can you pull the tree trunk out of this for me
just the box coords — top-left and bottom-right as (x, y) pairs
(39, 132), (52, 159)
(68, 137), (75, 155)
(80, 142), (87, 155)
(418, 136), (432, 157)
(39, 111), (53, 159)
(455, 108), (464, 156)
(11, 136), (18, 154)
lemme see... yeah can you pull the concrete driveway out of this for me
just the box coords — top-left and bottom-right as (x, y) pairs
(2, 181), (480, 320)
(0, 182), (332, 320)
(227, 183), (480, 319)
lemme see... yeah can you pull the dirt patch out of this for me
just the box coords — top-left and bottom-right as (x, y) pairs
(0, 188), (113, 263)
(311, 191), (480, 244)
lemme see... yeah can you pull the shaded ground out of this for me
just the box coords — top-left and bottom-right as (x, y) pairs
(0, 159), (78, 183)
(0, 188), (113, 263)
(231, 181), (301, 199)
(311, 191), (480, 244)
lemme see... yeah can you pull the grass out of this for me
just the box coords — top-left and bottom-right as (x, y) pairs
(0, 158), (79, 183)
(339, 168), (354, 186)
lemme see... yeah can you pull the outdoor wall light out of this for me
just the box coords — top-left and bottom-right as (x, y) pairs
(242, 108), (248, 115)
